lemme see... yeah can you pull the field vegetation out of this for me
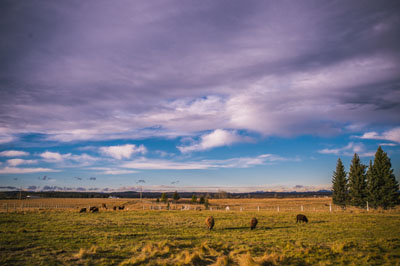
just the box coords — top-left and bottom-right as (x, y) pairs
(1, 198), (399, 265)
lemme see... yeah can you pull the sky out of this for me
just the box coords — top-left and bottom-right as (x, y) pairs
(0, 0), (399, 193)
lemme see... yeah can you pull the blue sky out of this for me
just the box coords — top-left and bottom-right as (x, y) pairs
(0, 1), (399, 192)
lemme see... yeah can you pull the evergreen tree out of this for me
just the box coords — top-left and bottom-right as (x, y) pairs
(161, 192), (168, 203)
(332, 158), (348, 207)
(204, 197), (209, 209)
(371, 146), (399, 209)
(191, 194), (197, 203)
(348, 153), (367, 207)
(199, 196), (205, 204)
(367, 146), (399, 209)
(366, 159), (379, 209)
(173, 191), (180, 202)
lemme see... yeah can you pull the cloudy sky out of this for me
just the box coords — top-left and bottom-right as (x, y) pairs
(1, 1), (399, 192)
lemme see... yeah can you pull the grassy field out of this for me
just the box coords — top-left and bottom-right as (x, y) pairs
(1, 198), (400, 265)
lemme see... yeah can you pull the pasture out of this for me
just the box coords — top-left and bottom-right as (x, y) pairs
(0, 198), (399, 265)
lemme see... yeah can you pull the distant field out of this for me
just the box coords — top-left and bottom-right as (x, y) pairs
(1, 198), (399, 265)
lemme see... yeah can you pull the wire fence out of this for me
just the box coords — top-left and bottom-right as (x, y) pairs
(1, 201), (371, 213)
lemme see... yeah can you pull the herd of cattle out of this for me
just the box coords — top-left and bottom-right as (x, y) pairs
(204, 214), (308, 230)
(78, 204), (309, 229)
(79, 204), (125, 213)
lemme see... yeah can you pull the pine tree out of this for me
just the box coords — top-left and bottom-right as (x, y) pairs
(173, 191), (180, 202)
(367, 146), (399, 209)
(161, 192), (168, 203)
(348, 153), (367, 207)
(374, 146), (398, 209)
(191, 194), (197, 203)
(366, 159), (379, 209)
(332, 158), (348, 207)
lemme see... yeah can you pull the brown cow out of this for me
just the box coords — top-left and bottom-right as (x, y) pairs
(102, 203), (107, 209)
(205, 216), (215, 230)
(113, 206), (117, 211)
(296, 214), (308, 223)
(250, 217), (258, 230)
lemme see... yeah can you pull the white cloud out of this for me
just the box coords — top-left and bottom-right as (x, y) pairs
(380, 143), (398, 147)
(0, 150), (29, 157)
(90, 167), (138, 175)
(40, 151), (64, 162)
(40, 151), (97, 166)
(0, 167), (59, 174)
(359, 127), (400, 143)
(177, 129), (245, 153)
(122, 154), (287, 170)
(7, 159), (37, 167)
(318, 142), (373, 157)
(100, 144), (147, 160)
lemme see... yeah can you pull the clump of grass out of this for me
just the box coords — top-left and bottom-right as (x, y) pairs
(74, 245), (98, 259)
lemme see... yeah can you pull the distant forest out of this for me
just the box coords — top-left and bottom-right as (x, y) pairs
(0, 190), (331, 200)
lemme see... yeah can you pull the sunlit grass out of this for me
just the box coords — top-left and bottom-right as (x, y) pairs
(1, 200), (399, 265)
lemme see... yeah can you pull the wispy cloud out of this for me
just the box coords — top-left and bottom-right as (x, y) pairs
(90, 167), (138, 175)
(358, 127), (400, 143)
(39, 151), (97, 166)
(0, 167), (59, 174)
(99, 144), (147, 160)
(318, 142), (374, 157)
(6, 159), (37, 167)
(122, 154), (287, 170)
(0, 150), (29, 157)
(177, 129), (247, 153)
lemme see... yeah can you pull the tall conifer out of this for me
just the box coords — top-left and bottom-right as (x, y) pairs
(348, 153), (367, 207)
(332, 158), (348, 207)
(367, 146), (399, 209)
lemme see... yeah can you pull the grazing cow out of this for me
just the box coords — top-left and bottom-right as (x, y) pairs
(205, 216), (215, 230)
(113, 206), (117, 211)
(90, 206), (99, 213)
(102, 203), (107, 209)
(250, 217), (258, 230)
(296, 214), (308, 223)
(118, 206), (125, 210)
(79, 208), (87, 213)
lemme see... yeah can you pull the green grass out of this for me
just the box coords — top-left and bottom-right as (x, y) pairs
(1, 210), (399, 265)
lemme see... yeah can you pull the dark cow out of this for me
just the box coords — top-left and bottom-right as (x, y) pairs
(250, 217), (258, 230)
(113, 206), (117, 211)
(205, 216), (215, 230)
(296, 214), (308, 223)
(79, 207), (87, 213)
(118, 206), (125, 210)
(90, 206), (99, 213)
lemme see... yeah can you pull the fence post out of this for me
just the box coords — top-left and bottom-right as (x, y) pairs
(257, 206), (260, 212)
(366, 201), (369, 212)
(240, 207), (243, 212)
(277, 206), (280, 212)
(329, 203), (332, 213)
(301, 205), (303, 211)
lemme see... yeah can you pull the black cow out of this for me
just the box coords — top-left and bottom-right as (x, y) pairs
(118, 206), (125, 210)
(79, 208), (87, 213)
(113, 206), (117, 211)
(250, 217), (258, 230)
(296, 214), (308, 223)
(90, 206), (99, 213)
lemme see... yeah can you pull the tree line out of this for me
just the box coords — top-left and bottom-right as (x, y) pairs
(332, 146), (399, 209)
